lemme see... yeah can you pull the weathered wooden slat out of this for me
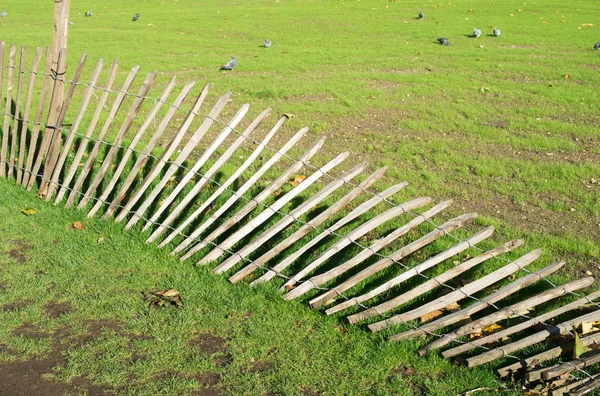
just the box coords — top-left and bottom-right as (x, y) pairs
(541, 347), (600, 381)
(342, 226), (498, 321)
(23, 46), (52, 188)
(283, 198), (442, 301)
(202, 149), (350, 266)
(64, 64), (140, 207)
(53, 59), (119, 202)
(45, 57), (104, 200)
(111, 83), (210, 220)
(76, 71), (158, 208)
(157, 112), (282, 249)
(551, 373), (600, 396)
(388, 260), (565, 342)
(494, 291), (600, 377)
(0, 42), (4, 175)
(120, 92), (231, 229)
(369, 248), (542, 333)
(249, 182), (408, 286)
(564, 374), (600, 396)
(176, 132), (321, 261)
(1, 43), (16, 178)
(121, 91), (232, 229)
(38, 51), (87, 196)
(16, 46), (42, 185)
(142, 103), (253, 235)
(422, 276), (594, 354)
(466, 309), (600, 368)
(525, 330), (600, 381)
(102, 81), (196, 218)
(7, 45), (25, 179)
(87, 75), (178, 217)
(306, 211), (476, 308)
(231, 167), (387, 284)
(450, 292), (600, 362)
(284, 197), (437, 294)
(213, 162), (368, 274)
(336, 238), (523, 318)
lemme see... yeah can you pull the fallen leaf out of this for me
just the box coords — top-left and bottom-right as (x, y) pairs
(444, 302), (461, 311)
(581, 23), (594, 27)
(564, 74), (570, 78)
(143, 289), (183, 308)
(289, 175), (306, 187)
(420, 309), (444, 323)
(482, 323), (502, 334)
(573, 324), (590, 358)
(97, 237), (105, 244)
(72, 221), (85, 231)
(21, 207), (37, 216)
(284, 285), (295, 292)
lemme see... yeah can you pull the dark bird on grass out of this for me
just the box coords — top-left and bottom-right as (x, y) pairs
(132, 13), (140, 21)
(594, 42), (600, 50)
(264, 38), (272, 48)
(85, 11), (92, 17)
(473, 28), (481, 38)
(419, 12), (424, 20)
(493, 27), (501, 37)
(0, 10), (7, 18)
(220, 56), (237, 70)
(438, 37), (450, 46)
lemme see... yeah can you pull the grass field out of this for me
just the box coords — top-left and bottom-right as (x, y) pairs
(0, 0), (599, 394)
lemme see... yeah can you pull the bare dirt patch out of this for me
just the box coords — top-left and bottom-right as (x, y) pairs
(387, 365), (416, 381)
(188, 333), (228, 355)
(12, 322), (50, 339)
(190, 371), (222, 396)
(44, 301), (73, 318)
(5, 239), (32, 263)
(0, 298), (34, 312)
(1, 321), (124, 395)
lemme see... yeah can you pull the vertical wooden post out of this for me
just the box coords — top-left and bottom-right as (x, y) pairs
(38, 0), (69, 195)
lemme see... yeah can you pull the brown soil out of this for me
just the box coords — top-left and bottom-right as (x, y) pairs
(44, 300), (73, 318)
(188, 333), (228, 355)
(12, 322), (50, 339)
(0, 298), (34, 312)
(190, 372), (221, 396)
(1, 323), (111, 396)
(5, 239), (32, 263)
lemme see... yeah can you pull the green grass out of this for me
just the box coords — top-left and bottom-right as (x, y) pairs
(0, 0), (599, 393)
(0, 178), (519, 395)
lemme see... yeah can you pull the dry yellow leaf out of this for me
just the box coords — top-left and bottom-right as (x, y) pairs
(420, 309), (443, 323)
(72, 221), (86, 231)
(97, 237), (105, 244)
(444, 302), (461, 311)
(482, 323), (502, 334)
(289, 175), (306, 187)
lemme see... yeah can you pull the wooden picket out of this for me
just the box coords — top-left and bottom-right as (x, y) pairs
(1, 42), (599, 395)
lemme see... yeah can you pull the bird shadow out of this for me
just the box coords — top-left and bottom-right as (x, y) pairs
(464, 34), (478, 38)
(486, 34), (497, 37)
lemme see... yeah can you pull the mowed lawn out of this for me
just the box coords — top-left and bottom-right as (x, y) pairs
(0, 0), (599, 394)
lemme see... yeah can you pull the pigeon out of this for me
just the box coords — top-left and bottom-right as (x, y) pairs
(0, 10), (7, 18)
(85, 11), (92, 17)
(437, 37), (450, 46)
(493, 27), (501, 37)
(594, 42), (600, 50)
(473, 28), (481, 38)
(419, 12), (424, 20)
(132, 13), (140, 21)
(263, 38), (272, 48)
(220, 56), (237, 70)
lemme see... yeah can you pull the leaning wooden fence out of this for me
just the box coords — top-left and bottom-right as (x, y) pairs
(1, 42), (599, 395)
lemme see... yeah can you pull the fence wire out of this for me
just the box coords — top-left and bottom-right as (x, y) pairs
(1, 63), (600, 393)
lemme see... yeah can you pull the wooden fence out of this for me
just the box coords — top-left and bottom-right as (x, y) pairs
(1, 42), (599, 395)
